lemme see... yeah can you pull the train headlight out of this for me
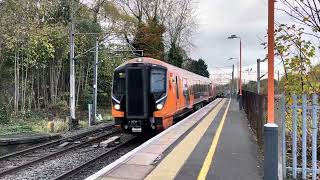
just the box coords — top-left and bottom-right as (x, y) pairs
(114, 104), (120, 110)
(156, 103), (163, 110)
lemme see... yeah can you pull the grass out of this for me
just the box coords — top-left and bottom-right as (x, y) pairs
(0, 108), (113, 136)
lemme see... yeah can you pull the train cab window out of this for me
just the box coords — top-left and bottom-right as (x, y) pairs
(150, 68), (166, 100)
(113, 71), (126, 99)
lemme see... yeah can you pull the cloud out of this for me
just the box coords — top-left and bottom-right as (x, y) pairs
(190, 0), (272, 81)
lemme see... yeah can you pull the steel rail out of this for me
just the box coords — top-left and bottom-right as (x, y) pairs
(0, 129), (120, 177)
(53, 135), (138, 180)
(0, 124), (114, 161)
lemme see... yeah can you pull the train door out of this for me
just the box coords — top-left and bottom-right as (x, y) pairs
(175, 76), (180, 110)
(183, 78), (189, 107)
(189, 80), (194, 108)
(193, 80), (197, 103)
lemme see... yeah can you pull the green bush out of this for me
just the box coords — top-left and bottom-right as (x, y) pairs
(47, 100), (69, 117)
(78, 88), (92, 111)
(0, 106), (9, 124)
(98, 93), (111, 108)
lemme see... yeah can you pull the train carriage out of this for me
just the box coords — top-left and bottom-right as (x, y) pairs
(111, 57), (216, 133)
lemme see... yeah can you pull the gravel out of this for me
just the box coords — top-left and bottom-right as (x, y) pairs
(0, 129), (117, 174)
(0, 133), (139, 180)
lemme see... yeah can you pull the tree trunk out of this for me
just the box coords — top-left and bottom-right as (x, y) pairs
(30, 72), (35, 110)
(50, 62), (55, 104)
(84, 60), (90, 91)
(22, 62), (28, 112)
(54, 58), (63, 103)
(42, 68), (46, 108)
(17, 52), (20, 112)
(20, 53), (24, 112)
(14, 52), (18, 114)
(76, 62), (83, 106)
(37, 68), (40, 109)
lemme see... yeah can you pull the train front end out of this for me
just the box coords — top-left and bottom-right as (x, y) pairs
(111, 58), (167, 133)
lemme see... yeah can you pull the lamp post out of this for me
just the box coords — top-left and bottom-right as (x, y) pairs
(264, 0), (278, 179)
(228, 57), (239, 97)
(228, 35), (242, 110)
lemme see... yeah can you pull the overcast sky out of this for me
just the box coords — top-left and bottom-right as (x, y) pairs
(86, 0), (317, 84)
(190, 0), (282, 83)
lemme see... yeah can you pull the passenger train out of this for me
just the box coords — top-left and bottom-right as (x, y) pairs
(111, 57), (216, 133)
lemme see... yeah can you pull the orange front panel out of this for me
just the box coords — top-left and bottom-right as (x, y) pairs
(162, 116), (173, 129)
(112, 107), (125, 117)
(154, 70), (175, 118)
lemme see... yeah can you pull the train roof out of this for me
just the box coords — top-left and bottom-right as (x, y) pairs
(116, 57), (213, 84)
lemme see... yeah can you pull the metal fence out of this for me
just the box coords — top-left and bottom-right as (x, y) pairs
(242, 90), (267, 146)
(281, 94), (319, 180)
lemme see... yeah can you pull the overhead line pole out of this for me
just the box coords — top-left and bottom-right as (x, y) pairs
(69, 0), (77, 130)
(257, 58), (267, 94)
(91, 38), (99, 126)
(264, 0), (278, 179)
(239, 39), (242, 110)
(232, 64), (234, 97)
(257, 59), (261, 94)
(227, 58), (239, 98)
(227, 35), (243, 110)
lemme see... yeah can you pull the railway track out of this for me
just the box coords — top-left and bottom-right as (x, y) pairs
(0, 124), (114, 161)
(0, 127), (119, 178)
(53, 135), (138, 180)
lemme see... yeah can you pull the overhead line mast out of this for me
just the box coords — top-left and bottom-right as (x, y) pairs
(69, 0), (77, 130)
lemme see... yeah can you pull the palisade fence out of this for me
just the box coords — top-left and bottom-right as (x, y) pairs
(241, 90), (267, 146)
(242, 91), (319, 180)
(281, 94), (319, 180)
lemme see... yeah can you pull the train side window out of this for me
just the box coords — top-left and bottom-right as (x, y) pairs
(183, 78), (188, 96)
(191, 84), (194, 95)
(201, 84), (204, 95)
(176, 76), (179, 98)
(194, 81), (197, 95)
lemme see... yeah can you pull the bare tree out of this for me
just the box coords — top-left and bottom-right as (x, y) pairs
(165, 0), (197, 50)
(116, 0), (144, 22)
(278, 0), (320, 37)
(115, 0), (198, 50)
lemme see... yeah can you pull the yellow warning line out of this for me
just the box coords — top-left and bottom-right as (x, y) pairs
(197, 99), (231, 180)
(145, 99), (226, 180)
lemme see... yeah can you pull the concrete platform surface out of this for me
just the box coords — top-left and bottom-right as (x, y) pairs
(86, 98), (262, 180)
(85, 98), (223, 180)
(174, 98), (262, 180)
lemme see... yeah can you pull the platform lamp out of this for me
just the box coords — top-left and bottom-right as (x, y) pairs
(264, 0), (278, 179)
(228, 35), (242, 110)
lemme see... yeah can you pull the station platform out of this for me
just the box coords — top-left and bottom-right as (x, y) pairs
(86, 98), (262, 180)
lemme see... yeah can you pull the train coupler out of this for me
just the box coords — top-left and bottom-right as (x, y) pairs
(131, 120), (142, 133)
